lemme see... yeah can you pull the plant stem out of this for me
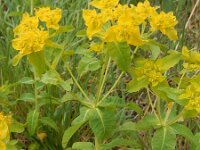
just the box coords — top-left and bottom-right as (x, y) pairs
(95, 137), (100, 150)
(96, 57), (111, 102)
(165, 70), (186, 123)
(146, 88), (162, 124)
(66, 65), (90, 101)
(178, 69), (186, 89)
(33, 71), (39, 110)
(30, 0), (34, 15)
(100, 72), (124, 102)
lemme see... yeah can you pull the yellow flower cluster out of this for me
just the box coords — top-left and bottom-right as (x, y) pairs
(12, 7), (62, 56)
(180, 81), (200, 113)
(150, 12), (178, 40)
(83, 0), (178, 46)
(35, 7), (62, 30)
(89, 42), (104, 53)
(135, 60), (165, 86)
(182, 46), (200, 71)
(0, 113), (12, 150)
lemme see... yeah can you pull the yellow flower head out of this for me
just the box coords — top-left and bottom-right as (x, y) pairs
(104, 24), (143, 46)
(13, 13), (38, 36)
(83, 9), (107, 40)
(135, 60), (165, 86)
(35, 7), (62, 30)
(0, 113), (12, 141)
(113, 4), (130, 19)
(12, 29), (48, 55)
(89, 42), (104, 53)
(180, 82), (200, 113)
(150, 11), (178, 40)
(90, 0), (119, 9)
(0, 140), (6, 150)
(185, 97), (200, 113)
(134, 0), (157, 24)
(182, 46), (200, 64)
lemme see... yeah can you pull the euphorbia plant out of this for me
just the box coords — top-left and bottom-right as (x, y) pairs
(9, 0), (200, 149)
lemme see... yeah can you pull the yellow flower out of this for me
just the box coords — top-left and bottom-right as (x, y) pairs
(0, 113), (12, 150)
(185, 97), (200, 113)
(37, 132), (47, 142)
(180, 81), (200, 113)
(83, 9), (107, 40)
(90, 0), (119, 9)
(134, 0), (157, 24)
(104, 24), (143, 46)
(13, 13), (38, 36)
(150, 11), (178, 40)
(89, 42), (104, 53)
(12, 29), (48, 55)
(182, 46), (200, 64)
(35, 7), (62, 30)
(135, 60), (165, 86)
(182, 46), (200, 71)
(0, 140), (6, 150)
(113, 4), (130, 20)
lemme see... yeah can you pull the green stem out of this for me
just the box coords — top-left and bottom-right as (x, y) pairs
(96, 57), (111, 102)
(164, 70), (186, 123)
(66, 65), (90, 101)
(33, 72), (39, 110)
(100, 72), (124, 102)
(178, 69), (186, 89)
(146, 88), (162, 124)
(95, 137), (100, 150)
(30, 0), (34, 15)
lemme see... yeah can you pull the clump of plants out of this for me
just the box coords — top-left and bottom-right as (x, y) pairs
(1, 0), (200, 149)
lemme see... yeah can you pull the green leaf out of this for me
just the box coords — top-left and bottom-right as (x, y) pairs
(118, 122), (138, 131)
(28, 51), (47, 77)
(9, 122), (25, 133)
(17, 93), (35, 102)
(98, 96), (142, 115)
(107, 42), (131, 71)
(60, 79), (73, 91)
(119, 115), (160, 132)
(182, 109), (198, 118)
(171, 123), (195, 143)
(156, 51), (181, 71)
(72, 107), (91, 125)
(77, 56), (101, 77)
(127, 77), (149, 92)
(152, 126), (176, 150)
(40, 117), (58, 132)
(56, 25), (74, 34)
(89, 108), (116, 142)
(41, 70), (61, 85)
(98, 96), (125, 108)
(12, 53), (23, 66)
(27, 110), (39, 135)
(8, 11), (23, 16)
(140, 41), (161, 60)
(72, 142), (95, 150)
(76, 29), (87, 37)
(191, 133), (200, 150)
(19, 77), (34, 84)
(100, 138), (139, 150)
(153, 86), (188, 105)
(45, 40), (64, 49)
(62, 121), (86, 148)
(126, 102), (143, 115)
